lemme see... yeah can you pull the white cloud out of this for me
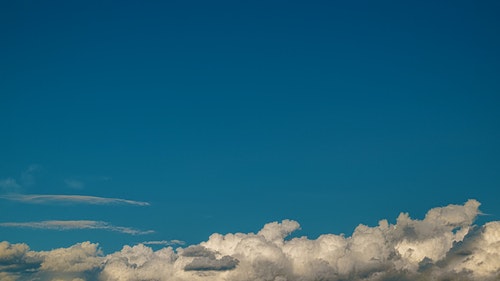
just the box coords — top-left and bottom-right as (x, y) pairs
(0, 241), (29, 262)
(0, 241), (101, 281)
(0, 220), (154, 235)
(100, 244), (178, 281)
(0, 194), (150, 206)
(1, 199), (499, 281)
(0, 241), (42, 274)
(443, 221), (500, 277)
(36, 242), (103, 272)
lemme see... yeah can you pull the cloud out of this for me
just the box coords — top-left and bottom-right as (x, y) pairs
(184, 255), (239, 271)
(36, 242), (103, 272)
(141, 240), (186, 246)
(64, 179), (85, 189)
(0, 178), (21, 192)
(0, 220), (154, 235)
(1, 199), (500, 281)
(0, 241), (30, 262)
(0, 241), (42, 275)
(0, 272), (19, 281)
(441, 221), (500, 278)
(100, 244), (178, 281)
(0, 241), (101, 281)
(0, 165), (40, 193)
(0, 194), (150, 206)
(180, 246), (239, 271)
(19, 164), (40, 187)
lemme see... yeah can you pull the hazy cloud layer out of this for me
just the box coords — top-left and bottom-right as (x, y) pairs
(2, 200), (500, 281)
(0, 194), (150, 206)
(0, 220), (154, 235)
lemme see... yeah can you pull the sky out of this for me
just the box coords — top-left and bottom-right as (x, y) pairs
(0, 1), (500, 280)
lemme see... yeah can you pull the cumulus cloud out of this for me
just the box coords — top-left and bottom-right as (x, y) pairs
(100, 244), (177, 281)
(0, 241), (101, 281)
(184, 255), (239, 271)
(2, 199), (499, 281)
(36, 242), (103, 272)
(0, 220), (154, 235)
(0, 194), (150, 206)
(0, 241), (30, 262)
(0, 241), (41, 274)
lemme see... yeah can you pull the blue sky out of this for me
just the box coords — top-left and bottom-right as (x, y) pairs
(1, 0), (500, 254)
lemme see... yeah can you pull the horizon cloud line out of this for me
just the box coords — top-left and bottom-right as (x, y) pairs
(0, 199), (499, 280)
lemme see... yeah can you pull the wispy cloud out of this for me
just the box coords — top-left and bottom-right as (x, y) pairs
(0, 178), (21, 191)
(0, 220), (154, 235)
(20, 164), (40, 187)
(141, 240), (186, 246)
(0, 165), (39, 193)
(0, 194), (150, 206)
(64, 179), (85, 189)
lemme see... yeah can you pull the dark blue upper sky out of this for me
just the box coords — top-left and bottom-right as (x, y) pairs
(1, 0), (499, 252)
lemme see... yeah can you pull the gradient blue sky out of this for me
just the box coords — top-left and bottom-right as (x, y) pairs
(1, 0), (499, 253)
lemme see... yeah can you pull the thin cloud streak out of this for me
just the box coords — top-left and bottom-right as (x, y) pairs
(0, 220), (154, 235)
(0, 194), (150, 206)
(141, 240), (186, 246)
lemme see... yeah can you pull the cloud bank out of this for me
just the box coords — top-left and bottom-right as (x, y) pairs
(0, 220), (154, 235)
(0, 194), (150, 206)
(1, 199), (500, 281)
